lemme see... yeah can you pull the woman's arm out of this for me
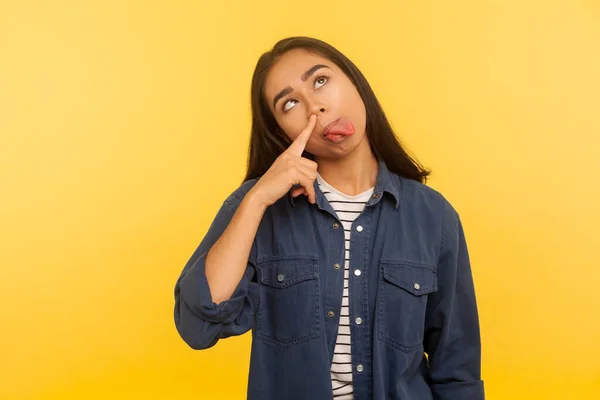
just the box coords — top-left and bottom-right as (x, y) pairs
(424, 207), (485, 399)
(204, 191), (267, 304)
(174, 186), (263, 350)
(174, 115), (319, 350)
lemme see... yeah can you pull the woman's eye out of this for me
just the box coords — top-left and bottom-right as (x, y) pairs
(281, 77), (327, 113)
(315, 76), (328, 89)
(283, 99), (298, 112)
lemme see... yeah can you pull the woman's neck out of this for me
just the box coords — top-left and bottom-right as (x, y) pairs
(315, 144), (379, 196)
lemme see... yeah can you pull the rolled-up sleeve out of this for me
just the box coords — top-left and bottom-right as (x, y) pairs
(174, 193), (259, 350)
(424, 205), (485, 399)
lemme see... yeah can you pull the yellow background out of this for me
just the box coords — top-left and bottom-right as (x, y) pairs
(1, 0), (599, 399)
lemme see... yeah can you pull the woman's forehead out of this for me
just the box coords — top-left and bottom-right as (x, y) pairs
(275, 48), (329, 69)
(265, 50), (335, 93)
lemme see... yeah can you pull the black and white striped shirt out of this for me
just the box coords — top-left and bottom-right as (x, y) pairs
(317, 173), (374, 400)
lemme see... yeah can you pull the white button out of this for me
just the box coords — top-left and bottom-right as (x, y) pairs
(356, 225), (363, 232)
(354, 269), (361, 277)
(413, 283), (420, 290)
(277, 274), (285, 282)
(355, 317), (362, 325)
(356, 364), (364, 372)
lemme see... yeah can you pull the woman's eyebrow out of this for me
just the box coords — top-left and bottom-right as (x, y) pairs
(301, 64), (330, 82)
(272, 64), (331, 109)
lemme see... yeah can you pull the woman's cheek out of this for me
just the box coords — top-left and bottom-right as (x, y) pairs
(275, 119), (295, 142)
(328, 86), (342, 105)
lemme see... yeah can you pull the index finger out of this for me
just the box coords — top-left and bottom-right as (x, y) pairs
(286, 114), (318, 157)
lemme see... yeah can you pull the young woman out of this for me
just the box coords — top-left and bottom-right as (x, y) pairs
(174, 36), (484, 400)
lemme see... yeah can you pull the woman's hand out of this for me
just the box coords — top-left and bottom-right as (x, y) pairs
(249, 114), (319, 207)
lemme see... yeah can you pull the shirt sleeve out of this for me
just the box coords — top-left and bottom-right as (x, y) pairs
(424, 206), (485, 399)
(174, 193), (259, 350)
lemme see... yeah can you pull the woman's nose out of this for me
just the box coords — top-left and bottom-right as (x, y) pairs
(308, 103), (326, 116)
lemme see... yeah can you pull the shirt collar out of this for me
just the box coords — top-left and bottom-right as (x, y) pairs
(288, 158), (400, 209)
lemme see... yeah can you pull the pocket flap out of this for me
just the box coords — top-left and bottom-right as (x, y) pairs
(381, 262), (437, 295)
(257, 256), (318, 289)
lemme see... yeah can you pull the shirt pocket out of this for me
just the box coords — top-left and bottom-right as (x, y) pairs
(255, 255), (320, 348)
(377, 260), (438, 352)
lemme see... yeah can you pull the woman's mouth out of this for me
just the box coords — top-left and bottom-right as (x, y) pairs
(322, 117), (355, 142)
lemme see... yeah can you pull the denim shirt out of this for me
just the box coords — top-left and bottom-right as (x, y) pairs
(174, 160), (484, 400)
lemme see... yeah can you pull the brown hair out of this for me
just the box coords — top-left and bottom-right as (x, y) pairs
(243, 36), (430, 184)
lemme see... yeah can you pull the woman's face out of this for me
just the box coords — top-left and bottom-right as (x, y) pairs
(263, 49), (368, 159)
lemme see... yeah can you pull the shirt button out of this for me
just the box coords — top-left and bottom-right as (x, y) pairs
(356, 225), (363, 232)
(277, 274), (285, 282)
(372, 193), (380, 199)
(356, 364), (364, 372)
(333, 263), (341, 270)
(355, 317), (362, 325)
(328, 311), (335, 318)
(333, 222), (339, 230)
(354, 269), (361, 277)
(413, 283), (420, 290)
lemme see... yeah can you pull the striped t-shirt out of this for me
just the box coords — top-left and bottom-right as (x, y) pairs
(317, 172), (374, 400)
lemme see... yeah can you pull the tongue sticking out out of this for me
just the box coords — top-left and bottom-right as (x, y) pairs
(324, 118), (355, 142)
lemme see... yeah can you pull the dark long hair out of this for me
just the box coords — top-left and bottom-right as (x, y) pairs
(243, 36), (430, 184)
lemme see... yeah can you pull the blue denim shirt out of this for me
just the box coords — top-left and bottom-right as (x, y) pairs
(174, 160), (484, 400)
